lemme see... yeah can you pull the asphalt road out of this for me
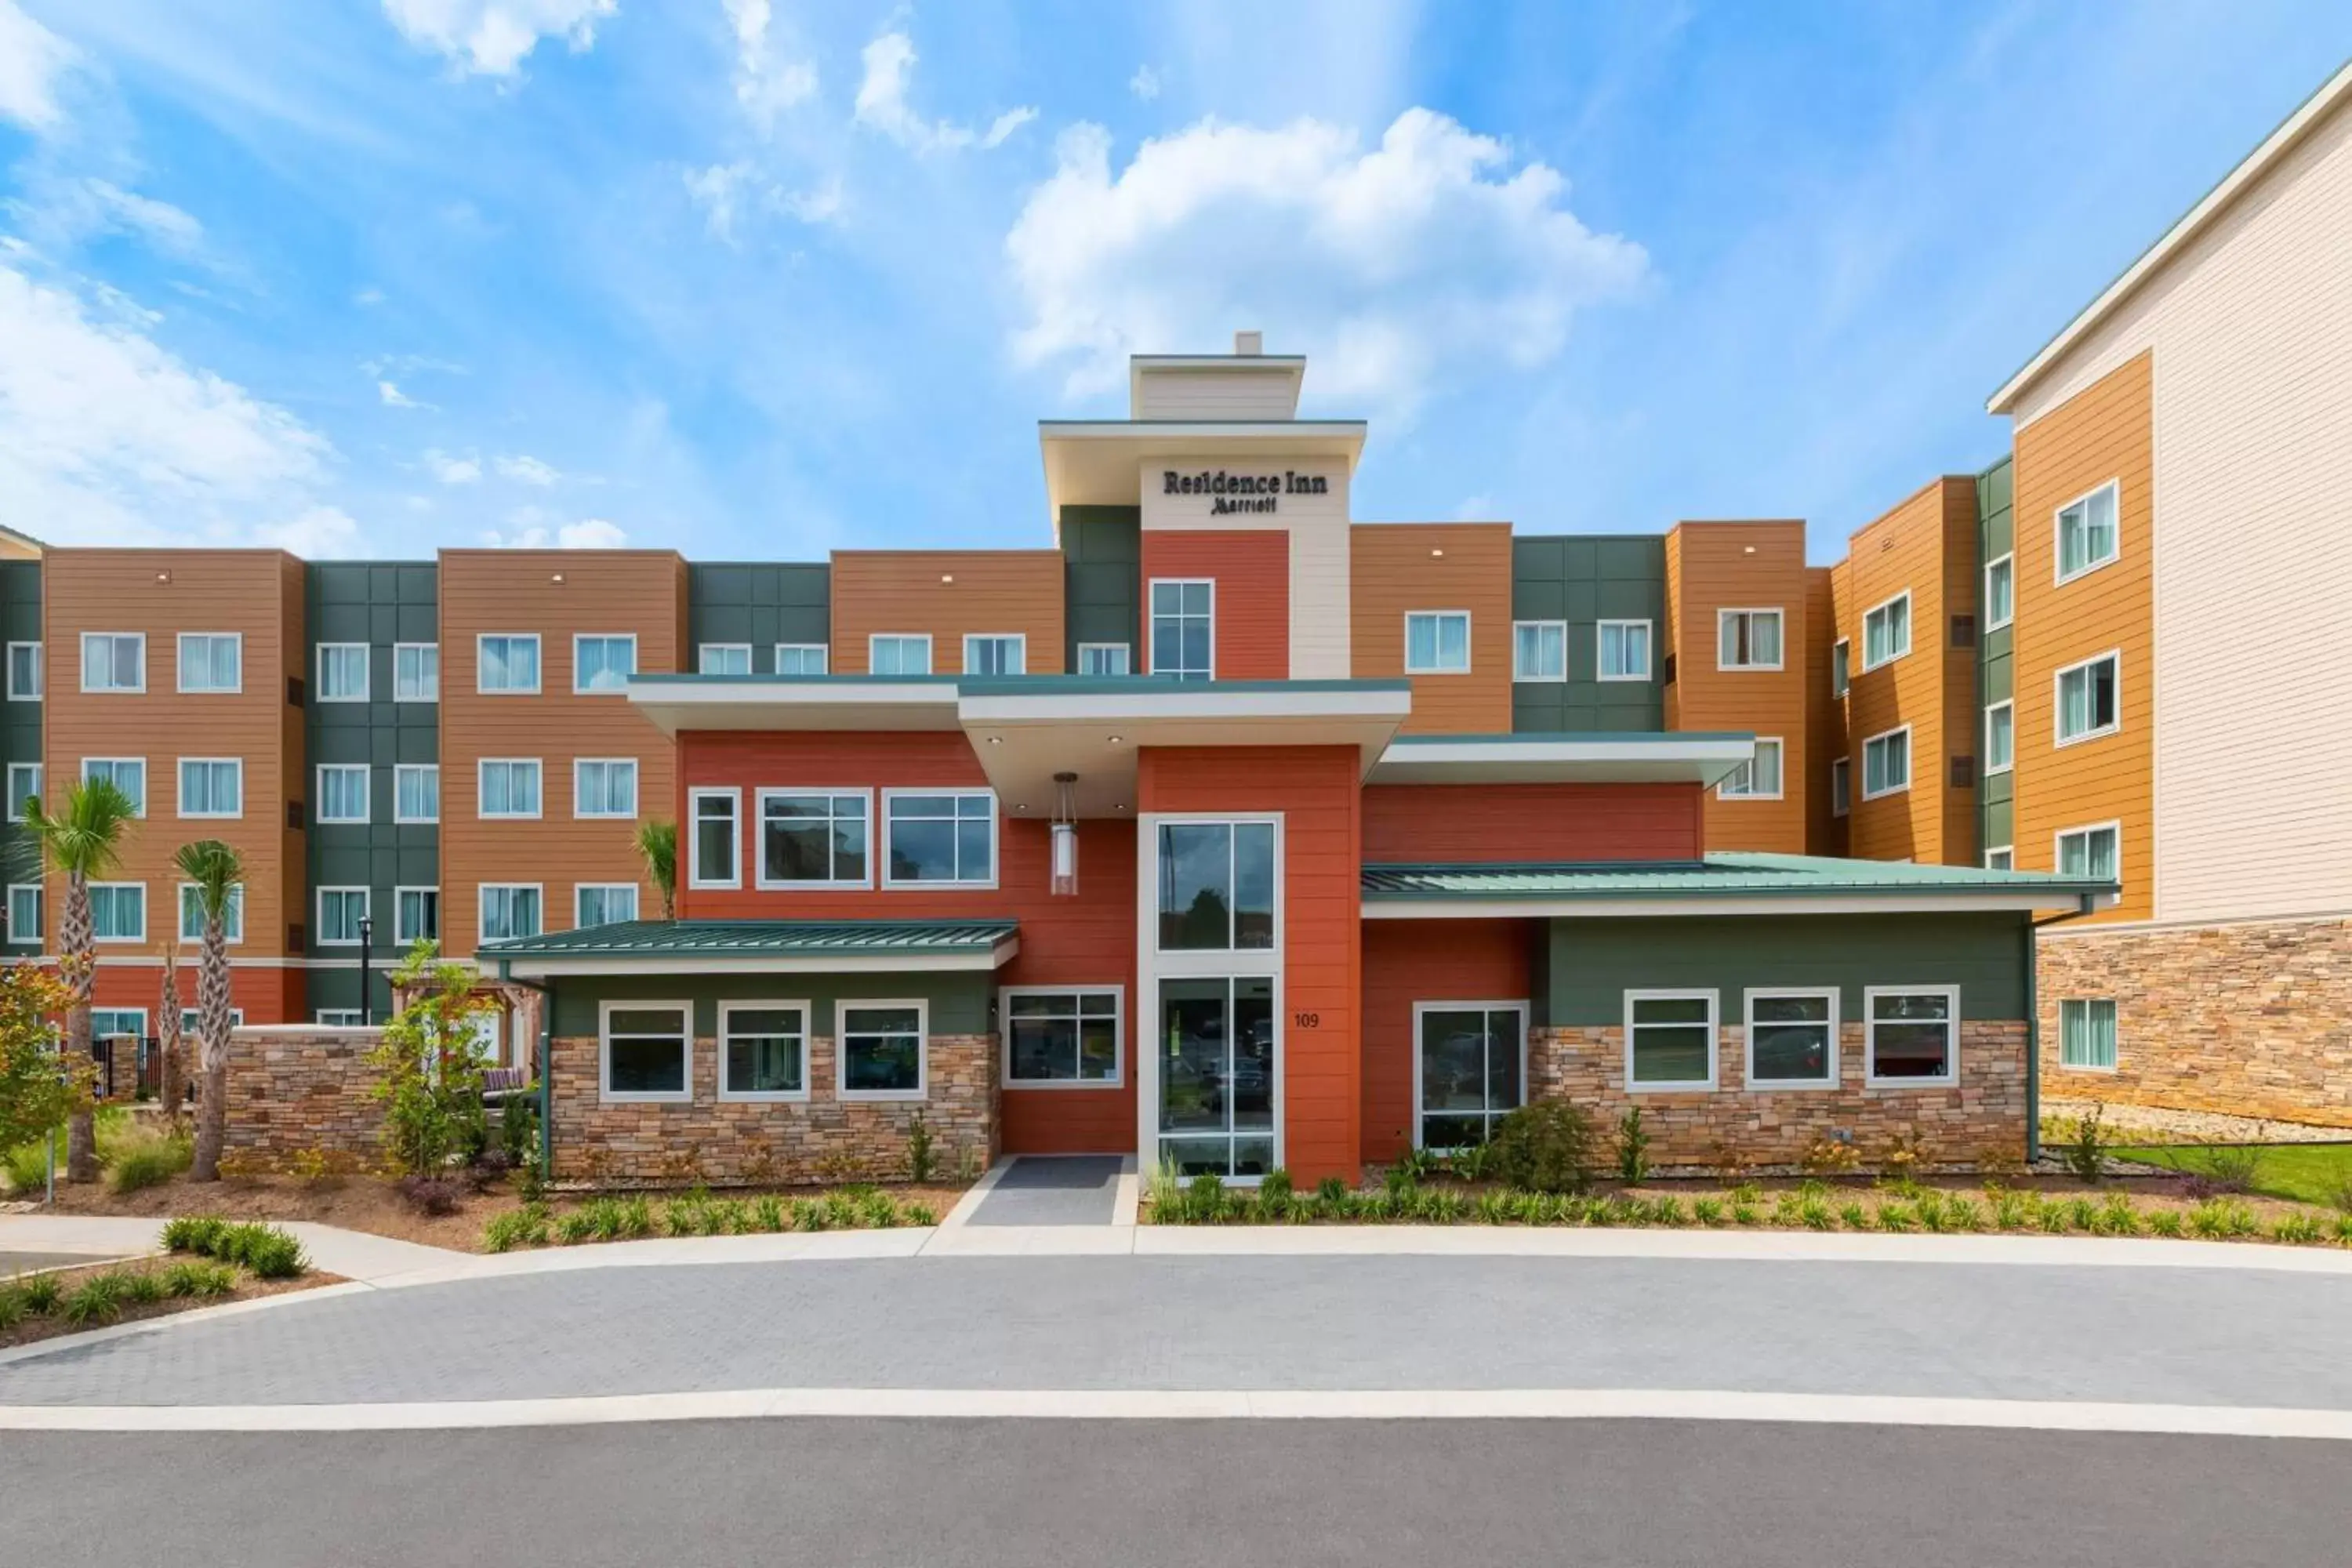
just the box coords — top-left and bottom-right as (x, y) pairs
(7, 1418), (2347, 1567)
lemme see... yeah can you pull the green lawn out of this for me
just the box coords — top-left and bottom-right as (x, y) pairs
(2115, 1142), (2352, 1207)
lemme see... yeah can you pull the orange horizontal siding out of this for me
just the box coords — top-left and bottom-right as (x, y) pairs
(829, 550), (1065, 675)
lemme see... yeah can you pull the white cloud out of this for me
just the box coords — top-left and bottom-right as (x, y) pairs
(379, 0), (615, 77)
(684, 161), (752, 241)
(1128, 65), (1160, 102)
(721, 0), (815, 129)
(1005, 110), (1649, 418)
(480, 511), (626, 548)
(377, 379), (428, 408)
(424, 448), (482, 483)
(854, 28), (1036, 154)
(495, 453), (559, 485)
(15, 179), (207, 262)
(0, 0), (76, 132)
(685, 160), (842, 241)
(355, 287), (387, 307)
(981, 107), (1037, 150)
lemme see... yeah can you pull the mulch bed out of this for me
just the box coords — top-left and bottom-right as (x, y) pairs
(0, 1256), (344, 1352)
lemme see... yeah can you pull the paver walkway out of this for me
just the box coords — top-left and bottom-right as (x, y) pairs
(966, 1156), (1123, 1226)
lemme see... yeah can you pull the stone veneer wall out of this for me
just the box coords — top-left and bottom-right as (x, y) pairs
(550, 1031), (997, 1186)
(2038, 918), (2352, 1127)
(221, 1026), (387, 1161)
(1530, 1021), (2029, 1168)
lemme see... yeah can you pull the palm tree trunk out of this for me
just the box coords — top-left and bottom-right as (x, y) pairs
(190, 918), (232, 1181)
(60, 874), (99, 1184)
(158, 946), (185, 1131)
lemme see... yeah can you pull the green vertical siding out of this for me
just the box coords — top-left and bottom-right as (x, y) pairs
(1976, 455), (2015, 862)
(0, 561), (39, 949)
(1510, 535), (1665, 732)
(1060, 506), (1140, 671)
(687, 563), (831, 673)
(549, 969), (993, 1037)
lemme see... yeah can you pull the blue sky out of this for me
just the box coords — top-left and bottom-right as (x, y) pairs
(2, 2), (2347, 564)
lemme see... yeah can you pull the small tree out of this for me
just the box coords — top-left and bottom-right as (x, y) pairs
(20, 777), (138, 1182)
(368, 941), (497, 1179)
(178, 839), (244, 1182)
(0, 965), (91, 1158)
(635, 819), (677, 920)
(157, 937), (185, 1128)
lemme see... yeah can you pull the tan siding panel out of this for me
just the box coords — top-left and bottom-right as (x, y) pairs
(1665, 521), (1809, 852)
(829, 551), (1065, 676)
(1347, 523), (1513, 735)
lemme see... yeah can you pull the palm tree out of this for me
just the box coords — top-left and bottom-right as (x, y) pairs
(157, 937), (185, 1130)
(176, 839), (242, 1183)
(20, 778), (139, 1183)
(635, 818), (677, 921)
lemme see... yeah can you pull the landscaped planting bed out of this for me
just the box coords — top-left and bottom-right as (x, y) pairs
(480, 1186), (942, 1252)
(0, 1221), (328, 1351)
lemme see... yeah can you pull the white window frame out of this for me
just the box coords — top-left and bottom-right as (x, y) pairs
(2058, 997), (2119, 1073)
(1742, 987), (1838, 1091)
(688, 787), (742, 890)
(717, 999), (812, 1103)
(394, 885), (439, 945)
(836, 997), (929, 1102)
(755, 787), (873, 891)
(572, 633), (637, 695)
(5, 761), (36, 824)
(478, 883), (545, 944)
(315, 641), (369, 702)
(1716, 608), (1784, 672)
(1860, 590), (1911, 672)
(1076, 642), (1130, 676)
(2054, 478), (2122, 585)
(1512, 621), (1566, 684)
(697, 642), (753, 676)
(599, 998), (692, 1105)
(574, 882), (640, 928)
(1984, 846), (2014, 872)
(1597, 619), (1653, 683)
(1409, 999), (1529, 1149)
(5, 641), (39, 702)
(393, 642), (439, 702)
(1624, 988), (1719, 1093)
(1984, 700), (2015, 775)
(1403, 611), (1472, 675)
(82, 757), (147, 818)
(2053, 648), (2122, 747)
(867, 633), (933, 677)
(572, 757), (639, 821)
(1000, 985), (1126, 1091)
(314, 1010), (364, 1028)
(880, 788), (999, 890)
(1830, 638), (1849, 698)
(476, 633), (543, 695)
(477, 758), (543, 820)
(7, 882), (40, 946)
(1717, 737), (1784, 801)
(1863, 984), (1961, 1089)
(1148, 578), (1216, 681)
(1984, 554), (2015, 631)
(79, 632), (145, 694)
(2055, 821), (2122, 885)
(961, 633), (1028, 677)
(775, 643), (829, 676)
(176, 757), (243, 820)
(1860, 724), (1912, 800)
(178, 880), (245, 946)
(314, 763), (368, 824)
(314, 886), (369, 947)
(176, 632), (243, 695)
(393, 764), (440, 825)
(1831, 757), (1851, 818)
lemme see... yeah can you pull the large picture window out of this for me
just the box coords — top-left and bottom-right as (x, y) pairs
(1864, 986), (1958, 1086)
(1157, 820), (1276, 951)
(761, 790), (869, 887)
(883, 791), (995, 887)
(1415, 1003), (1524, 1150)
(1624, 989), (1716, 1091)
(838, 1002), (925, 1099)
(1157, 976), (1274, 1178)
(721, 1003), (808, 1099)
(1003, 988), (1121, 1087)
(602, 1002), (689, 1101)
(1744, 989), (1837, 1088)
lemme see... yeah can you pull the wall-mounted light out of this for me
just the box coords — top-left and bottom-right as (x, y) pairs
(552, 572), (567, 583)
(1741, 546), (1755, 556)
(155, 571), (171, 583)
(1106, 735), (1123, 745)
(1430, 548), (1445, 558)
(985, 735), (1002, 746)
(1050, 771), (1079, 896)
(941, 573), (955, 584)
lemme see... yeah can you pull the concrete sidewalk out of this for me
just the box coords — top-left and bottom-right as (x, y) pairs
(0, 1215), (466, 1285)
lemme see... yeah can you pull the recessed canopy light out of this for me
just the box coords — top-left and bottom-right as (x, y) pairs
(985, 736), (1002, 746)
(1106, 735), (1123, 744)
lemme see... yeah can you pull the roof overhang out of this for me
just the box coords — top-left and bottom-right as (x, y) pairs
(1363, 891), (2119, 920)
(484, 920), (1020, 981)
(1368, 734), (1754, 789)
(628, 677), (961, 736)
(1038, 419), (1367, 529)
(494, 945), (1017, 979)
(1127, 355), (1307, 417)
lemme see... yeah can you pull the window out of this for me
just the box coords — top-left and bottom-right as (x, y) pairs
(316, 887), (368, 946)
(1157, 819), (1276, 951)
(90, 883), (145, 942)
(1861, 726), (1911, 800)
(690, 789), (740, 888)
(1158, 976), (1276, 1178)
(1717, 609), (1783, 670)
(176, 758), (241, 818)
(1984, 555), (2014, 630)
(91, 1008), (146, 1042)
(2056, 480), (2120, 582)
(1599, 619), (1652, 682)
(180, 1006), (245, 1033)
(698, 643), (752, 676)
(721, 1002), (808, 1100)
(1404, 612), (1471, 673)
(573, 634), (636, 694)
(838, 1001), (926, 1099)
(1984, 847), (2014, 872)
(1512, 622), (1565, 683)
(394, 764), (439, 824)
(1862, 592), (1911, 670)
(573, 759), (637, 818)
(177, 633), (241, 693)
(2056, 823), (2121, 883)
(179, 882), (245, 943)
(7, 884), (39, 946)
(5, 763), (34, 823)
(2056, 652), (2120, 744)
(884, 791), (996, 886)
(477, 633), (541, 694)
(1003, 989), (1122, 1087)
(1745, 989), (1837, 1088)
(601, 1001), (689, 1102)
(316, 642), (368, 702)
(575, 884), (639, 927)
(82, 757), (147, 815)
(1865, 986), (1958, 1086)
(1149, 579), (1214, 681)
(395, 886), (439, 944)
(315, 1010), (363, 1028)
(480, 884), (543, 942)
(478, 759), (543, 818)
(1076, 643), (1130, 676)
(394, 642), (438, 702)
(2060, 998), (2118, 1071)
(963, 633), (1026, 676)
(6, 641), (38, 701)
(1831, 639), (1849, 698)
(775, 644), (829, 675)
(868, 634), (932, 677)
(760, 790), (869, 887)
(1719, 738), (1783, 800)
(1625, 990), (1716, 1091)
(1414, 1003), (1525, 1149)
(80, 633), (143, 692)
(314, 764), (368, 823)
(1984, 702), (2014, 774)
(1831, 757), (1851, 818)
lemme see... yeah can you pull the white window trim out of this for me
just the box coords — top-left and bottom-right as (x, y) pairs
(573, 882), (641, 927)
(1596, 619), (1653, 683)
(2058, 997), (2121, 1075)
(1624, 988), (1719, 1093)
(478, 882), (546, 944)
(314, 1010), (364, 1027)
(1860, 723), (1913, 801)
(2053, 648), (2123, 748)
(1000, 985), (1127, 1091)
(836, 997), (929, 1102)
(314, 641), (369, 702)
(571, 757), (639, 821)
(80, 632), (146, 694)
(572, 633), (638, 696)
(1147, 578), (1217, 680)
(392, 641), (439, 703)
(754, 786), (874, 891)
(2053, 477), (2122, 586)
(1715, 608), (1784, 672)
(82, 757), (148, 818)
(1863, 984), (1962, 1089)
(880, 787), (1000, 890)
(477, 758), (544, 821)
(774, 642), (829, 675)
(599, 998), (693, 1105)
(1717, 736), (1784, 801)
(392, 764), (440, 825)
(1075, 642), (1130, 676)
(1742, 987), (1838, 1091)
(961, 632), (1028, 677)
(1403, 610), (1473, 675)
(175, 757), (244, 820)
(688, 787), (742, 890)
(866, 633), (934, 677)
(1830, 756), (1851, 818)
(717, 999), (814, 1103)
(697, 642), (753, 675)
(5, 761), (36, 824)
(1984, 554), (2015, 630)
(177, 881), (245, 946)
(312, 763), (368, 825)
(89, 1007), (148, 1039)
(476, 633), (543, 695)
(2054, 820), (2124, 886)
(7, 882), (41, 946)
(1831, 637), (1850, 698)
(1984, 846), (2015, 871)
(393, 884), (439, 946)
(314, 886), (370, 947)
(1509, 620), (1566, 684)
(1860, 590), (1912, 672)
(5, 641), (39, 702)
(176, 632), (244, 695)
(1983, 700), (2015, 775)
(1408, 999), (1529, 1149)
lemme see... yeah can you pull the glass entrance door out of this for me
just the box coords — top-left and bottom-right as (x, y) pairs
(1157, 977), (1275, 1176)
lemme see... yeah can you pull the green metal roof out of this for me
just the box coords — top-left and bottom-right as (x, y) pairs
(1361, 852), (2117, 902)
(478, 918), (1018, 959)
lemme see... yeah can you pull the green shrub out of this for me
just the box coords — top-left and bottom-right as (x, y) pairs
(0, 1287), (26, 1328)
(2181, 1142), (2264, 1196)
(752, 1195), (786, 1232)
(1474, 1189), (1514, 1225)
(907, 1116), (935, 1184)
(2060, 1105), (2110, 1183)
(821, 1192), (863, 1229)
(20, 1274), (64, 1312)
(2333, 1212), (2352, 1246)
(1649, 1196), (1688, 1228)
(2096, 1196), (2141, 1237)
(1691, 1197), (1725, 1227)
(2064, 1197), (2097, 1232)
(1614, 1107), (1651, 1185)
(117, 1269), (169, 1306)
(1315, 1174), (1348, 1207)
(1798, 1196), (1835, 1231)
(903, 1203), (938, 1227)
(1258, 1167), (1294, 1218)
(1182, 1172), (1226, 1224)
(792, 1197), (829, 1232)
(234, 1229), (307, 1280)
(60, 1275), (127, 1327)
(162, 1215), (228, 1255)
(1730, 1200), (1761, 1227)
(1943, 1197), (1984, 1232)
(106, 1134), (192, 1195)
(1875, 1201), (1918, 1232)
(2038, 1202), (2072, 1234)
(1993, 1193), (2032, 1231)
(161, 1261), (234, 1297)
(1838, 1202), (1869, 1230)
(1913, 1192), (1948, 1232)
(2, 1132), (53, 1195)
(554, 1207), (597, 1245)
(1485, 1102), (1595, 1195)
(2271, 1211), (2325, 1245)
(857, 1192), (897, 1229)
(481, 1205), (551, 1254)
(2147, 1210), (2185, 1239)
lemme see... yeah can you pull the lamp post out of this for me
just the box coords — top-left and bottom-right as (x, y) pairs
(357, 915), (373, 1026)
